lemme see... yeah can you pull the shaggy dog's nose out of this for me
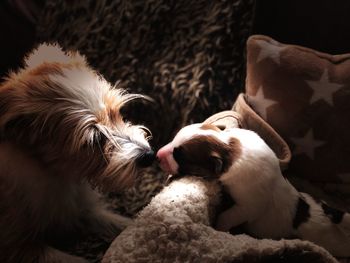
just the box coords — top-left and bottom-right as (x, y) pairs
(137, 150), (155, 167)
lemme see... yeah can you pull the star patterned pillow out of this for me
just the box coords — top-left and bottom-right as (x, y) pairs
(245, 35), (350, 186)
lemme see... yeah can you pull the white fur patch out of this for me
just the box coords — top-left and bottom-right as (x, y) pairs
(25, 43), (86, 69)
(49, 68), (110, 114)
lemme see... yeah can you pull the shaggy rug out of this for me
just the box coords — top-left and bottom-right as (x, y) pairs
(36, 0), (255, 261)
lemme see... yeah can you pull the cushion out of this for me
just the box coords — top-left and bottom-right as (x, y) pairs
(244, 34), (350, 186)
(203, 110), (243, 129)
(233, 95), (291, 171)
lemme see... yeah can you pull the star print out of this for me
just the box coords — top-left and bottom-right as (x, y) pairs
(255, 39), (287, 64)
(305, 69), (343, 106)
(248, 86), (278, 120)
(290, 129), (326, 160)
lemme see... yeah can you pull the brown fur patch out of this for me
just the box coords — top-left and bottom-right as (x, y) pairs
(173, 135), (241, 177)
(28, 62), (65, 76)
(200, 123), (221, 132)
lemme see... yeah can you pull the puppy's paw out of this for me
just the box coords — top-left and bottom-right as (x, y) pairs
(215, 213), (234, 232)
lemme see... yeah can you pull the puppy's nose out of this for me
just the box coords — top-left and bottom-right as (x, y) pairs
(137, 150), (155, 167)
(156, 143), (173, 161)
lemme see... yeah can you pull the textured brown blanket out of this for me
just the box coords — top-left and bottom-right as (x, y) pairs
(103, 176), (337, 263)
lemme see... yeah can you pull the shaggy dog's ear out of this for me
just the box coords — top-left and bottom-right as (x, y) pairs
(24, 43), (87, 70)
(0, 43), (87, 129)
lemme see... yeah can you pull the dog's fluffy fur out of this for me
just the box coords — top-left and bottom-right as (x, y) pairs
(157, 123), (350, 257)
(0, 44), (154, 263)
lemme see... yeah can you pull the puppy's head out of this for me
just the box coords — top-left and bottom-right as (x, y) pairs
(156, 123), (240, 178)
(0, 43), (154, 191)
(156, 123), (278, 179)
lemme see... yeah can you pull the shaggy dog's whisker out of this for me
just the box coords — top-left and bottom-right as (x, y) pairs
(96, 125), (121, 151)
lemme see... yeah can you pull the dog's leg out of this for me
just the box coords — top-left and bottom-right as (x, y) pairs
(79, 186), (132, 241)
(215, 205), (248, 232)
(87, 207), (133, 241)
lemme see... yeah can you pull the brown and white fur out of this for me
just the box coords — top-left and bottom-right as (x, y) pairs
(157, 123), (350, 257)
(0, 44), (155, 263)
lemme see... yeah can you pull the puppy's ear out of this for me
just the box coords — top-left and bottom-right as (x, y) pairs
(24, 43), (87, 70)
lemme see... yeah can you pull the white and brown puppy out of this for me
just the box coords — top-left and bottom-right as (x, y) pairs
(157, 123), (350, 257)
(0, 44), (155, 263)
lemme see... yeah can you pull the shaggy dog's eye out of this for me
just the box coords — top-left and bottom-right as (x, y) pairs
(140, 127), (152, 139)
(93, 131), (107, 147)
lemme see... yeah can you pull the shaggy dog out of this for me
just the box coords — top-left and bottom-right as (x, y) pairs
(157, 123), (350, 257)
(0, 44), (154, 263)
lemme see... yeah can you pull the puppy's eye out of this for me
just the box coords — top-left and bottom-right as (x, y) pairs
(173, 146), (184, 162)
(212, 156), (224, 175)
